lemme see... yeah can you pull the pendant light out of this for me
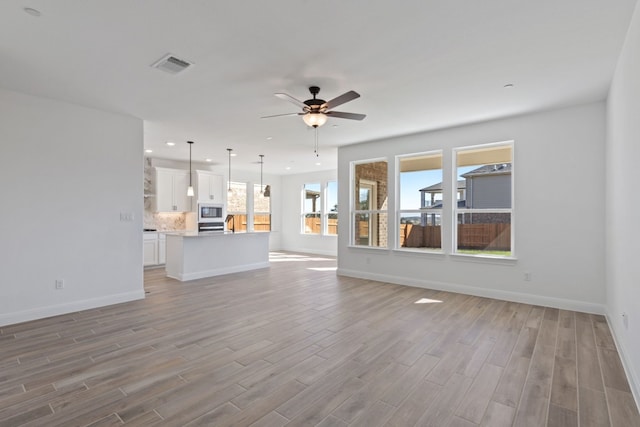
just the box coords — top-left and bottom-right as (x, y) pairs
(258, 154), (265, 194)
(227, 148), (233, 193)
(187, 141), (194, 197)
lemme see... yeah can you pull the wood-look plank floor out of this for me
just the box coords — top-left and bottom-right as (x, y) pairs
(1, 252), (638, 426)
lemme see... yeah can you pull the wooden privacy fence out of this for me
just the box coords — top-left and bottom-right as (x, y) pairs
(226, 214), (271, 232)
(401, 224), (441, 248)
(304, 217), (338, 234)
(400, 223), (511, 250)
(457, 223), (510, 250)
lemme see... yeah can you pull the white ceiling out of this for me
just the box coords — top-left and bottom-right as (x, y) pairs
(1, 1), (636, 175)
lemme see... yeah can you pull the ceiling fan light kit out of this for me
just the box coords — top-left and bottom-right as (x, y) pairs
(302, 112), (327, 128)
(263, 85), (366, 155)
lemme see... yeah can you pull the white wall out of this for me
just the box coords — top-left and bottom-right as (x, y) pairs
(0, 88), (144, 326)
(149, 157), (283, 251)
(606, 1), (640, 404)
(280, 170), (338, 256)
(338, 102), (606, 314)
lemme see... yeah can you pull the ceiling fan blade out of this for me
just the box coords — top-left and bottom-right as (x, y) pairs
(274, 93), (307, 110)
(261, 112), (304, 119)
(323, 90), (360, 110)
(326, 111), (366, 121)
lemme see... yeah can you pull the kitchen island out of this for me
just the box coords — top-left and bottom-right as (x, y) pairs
(165, 231), (269, 281)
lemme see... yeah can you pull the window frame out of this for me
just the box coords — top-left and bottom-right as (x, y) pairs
(253, 183), (271, 232)
(301, 182), (322, 235)
(395, 150), (444, 252)
(452, 141), (515, 258)
(227, 180), (248, 232)
(300, 181), (339, 237)
(350, 158), (389, 249)
(325, 180), (338, 236)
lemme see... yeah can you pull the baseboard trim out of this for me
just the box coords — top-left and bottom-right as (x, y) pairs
(336, 268), (605, 315)
(605, 311), (640, 411)
(0, 290), (146, 327)
(167, 262), (271, 281)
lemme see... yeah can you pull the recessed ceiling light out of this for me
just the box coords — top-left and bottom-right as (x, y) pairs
(205, 158), (212, 162)
(503, 83), (514, 89)
(166, 141), (175, 146)
(285, 166), (291, 170)
(266, 136), (273, 140)
(145, 149), (153, 153)
(23, 7), (42, 17)
(332, 124), (339, 128)
(315, 162), (321, 166)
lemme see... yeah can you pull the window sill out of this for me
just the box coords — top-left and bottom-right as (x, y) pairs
(347, 245), (390, 252)
(450, 253), (518, 265)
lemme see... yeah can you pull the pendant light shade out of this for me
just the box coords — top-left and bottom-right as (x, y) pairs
(259, 154), (265, 194)
(187, 141), (194, 197)
(227, 148), (233, 193)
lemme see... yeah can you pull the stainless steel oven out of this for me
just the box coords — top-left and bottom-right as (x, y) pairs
(198, 222), (224, 232)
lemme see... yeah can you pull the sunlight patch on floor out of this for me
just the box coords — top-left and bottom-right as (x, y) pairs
(414, 298), (443, 304)
(307, 267), (338, 272)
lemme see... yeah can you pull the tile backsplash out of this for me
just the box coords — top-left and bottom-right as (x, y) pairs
(144, 211), (187, 231)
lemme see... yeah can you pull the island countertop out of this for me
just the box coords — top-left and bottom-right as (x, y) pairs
(165, 230), (269, 238)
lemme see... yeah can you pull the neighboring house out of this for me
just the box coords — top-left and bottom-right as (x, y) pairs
(419, 163), (511, 209)
(461, 163), (512, 209)
(419, 180), (466, 208)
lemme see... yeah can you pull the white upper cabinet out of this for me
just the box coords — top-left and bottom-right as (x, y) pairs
(155, 167), (191, 212)
(196, 170), (224, 203)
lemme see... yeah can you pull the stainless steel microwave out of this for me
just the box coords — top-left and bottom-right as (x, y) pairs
(198, 203), (225, 223)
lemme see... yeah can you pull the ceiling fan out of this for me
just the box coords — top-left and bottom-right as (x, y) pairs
(262, 86), (366, 128)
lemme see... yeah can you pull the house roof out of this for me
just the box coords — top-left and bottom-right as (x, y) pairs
(461, 163), (512, 178)
(420, 180), (466, 193)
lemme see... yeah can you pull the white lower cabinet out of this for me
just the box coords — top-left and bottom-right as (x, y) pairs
(144, 232), (167, 266)
(143, 233), (159, 266)
(158, 233), (166, 264)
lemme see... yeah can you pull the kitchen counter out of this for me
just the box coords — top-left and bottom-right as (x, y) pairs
(165, 231), (270, 281)
(164, 230), (251, 237)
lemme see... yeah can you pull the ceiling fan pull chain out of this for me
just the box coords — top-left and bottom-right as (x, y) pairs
(314, 127), (319, 157)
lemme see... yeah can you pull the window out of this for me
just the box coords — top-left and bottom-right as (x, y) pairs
(227, 181), (247, 232)
(351, 160), (388, 247)
(326, 181), (338, 235)
(397, 152), (443, 251)
(454, 143), (513, 256)
(253, 184), (271, 232)
(302, 183), (321, 234)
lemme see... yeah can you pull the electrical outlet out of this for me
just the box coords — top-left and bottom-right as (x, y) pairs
(622, 312), (629, 329)
(524, 271), (532, 281)
(120, 212), (134, 222)
(55, 279), (64, 289)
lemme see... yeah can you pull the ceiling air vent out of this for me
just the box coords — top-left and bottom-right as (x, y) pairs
(151, 54), (193, 74)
